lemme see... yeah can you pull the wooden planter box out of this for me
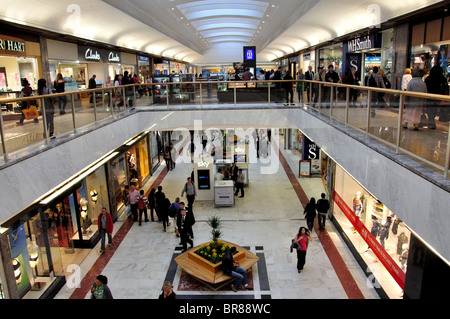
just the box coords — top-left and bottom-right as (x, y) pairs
(188, 249), (245, 274)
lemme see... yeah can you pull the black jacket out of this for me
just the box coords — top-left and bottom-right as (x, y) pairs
(221, 252), (235, 276)
(316, 199), (330, 214)
(303, 203), (316, 219)
(177, 213), (193, 235)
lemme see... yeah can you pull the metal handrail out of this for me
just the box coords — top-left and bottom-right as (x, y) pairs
(1, 79), (449, 178)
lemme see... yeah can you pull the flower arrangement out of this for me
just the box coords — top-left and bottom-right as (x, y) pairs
(195, 240), (233, 264)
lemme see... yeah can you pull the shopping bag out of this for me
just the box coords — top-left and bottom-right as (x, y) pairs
(22, 105), (39, 120)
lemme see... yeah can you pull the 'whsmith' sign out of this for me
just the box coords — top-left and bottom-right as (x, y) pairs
(0, 35), (26, 57)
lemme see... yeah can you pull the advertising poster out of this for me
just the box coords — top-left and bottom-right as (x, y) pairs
(8, 225), (32, 297)
(299, 160), (311, 177)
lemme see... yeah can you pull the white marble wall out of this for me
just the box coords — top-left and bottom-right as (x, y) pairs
(1, 107), (449, 263)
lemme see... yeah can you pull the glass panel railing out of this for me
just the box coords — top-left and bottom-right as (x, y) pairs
(1, 80), (449, 178)
(2, 96), (46, 155)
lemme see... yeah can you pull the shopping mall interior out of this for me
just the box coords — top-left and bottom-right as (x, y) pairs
(0, 0), (449, 309)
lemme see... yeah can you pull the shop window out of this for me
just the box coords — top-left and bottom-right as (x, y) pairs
(110, 154), (127, 212)
(137, 137), (150, 182)
(333, 165), (411, 298)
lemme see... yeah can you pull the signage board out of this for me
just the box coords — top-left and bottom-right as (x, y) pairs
(0, 35), (26, 57)
(78, 45), (121, 63)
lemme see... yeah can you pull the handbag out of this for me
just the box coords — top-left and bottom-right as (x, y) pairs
(124, 205), (132, 217)
(22, 105), (39, 120)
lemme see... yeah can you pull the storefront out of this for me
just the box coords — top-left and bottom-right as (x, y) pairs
(409, 16), (450, 80)
(330, 162), (411, 299)
(138, 55), (152, 83)
(299, 51), (315, 73)
(342, 31), (393, 85)
(317, 44), (343, 76)
(0, 34), (41, 115)
(154, 58), (170, 76)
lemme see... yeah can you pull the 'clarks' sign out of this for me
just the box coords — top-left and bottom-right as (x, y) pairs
(0, 35), (26, 57)
(78, 45), (121, 63)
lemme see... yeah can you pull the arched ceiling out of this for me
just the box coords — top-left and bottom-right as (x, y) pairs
(0, 0), (444, 64)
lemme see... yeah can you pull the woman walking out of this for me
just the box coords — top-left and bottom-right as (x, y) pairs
(91, 275), (113, 299)
(38, 78), (55, 139)
(294, 226), (312, 273)
(303, 197), (317, 232)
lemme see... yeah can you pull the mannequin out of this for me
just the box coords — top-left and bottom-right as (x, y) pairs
(352, 191), (363, 218)
(379, 220), (389, 248)
(352, 191), (363, 233)
(397, 232), (409, 255)
(399, 244), (408, 272)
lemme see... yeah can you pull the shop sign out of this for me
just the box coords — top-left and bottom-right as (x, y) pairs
(333, 191), (406, 289)
(78, 45), (121, 63)
(243, 46), (256, 61)
(107, 51), (120, 63)
(0, 35), (26, 57)
(138, 55), (149, 61)
(303, 53), (311, 61)
(345, 33), (382, 53)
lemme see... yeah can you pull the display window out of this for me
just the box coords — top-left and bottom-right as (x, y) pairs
(49, 61), (88, 90)
(318, 45), (343, 76)
(332, 164), (411, 298)
(137, 136), (150, 183)
(411, 40), (450, 80)
(110, 154), (127, 213)
(150, 131), (161, 173)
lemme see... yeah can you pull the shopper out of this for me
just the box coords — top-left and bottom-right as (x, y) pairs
(98, 207), (113, 253)
(170, 142), (176, 170)
(88, 74), (97, 103)
(324, 65), (340, 108)
(296, 68), (305, 104)
(313, 66), (325, 107)
(303, 197), (316, 232)
(177, 208), (193, 252)
(403, 68), (427, 130)
(425, 65), (449, 129)
(158, 281), (177, 299)
(282, 69), (294, 105)
(304, 65), (314, 103)
(234, 169), (245, 198)
(367, 66), (386, 116)
(16, 79), (38, 125)
(342, 67), (359, 107)
(38, 78), (56, 139)
(137, 189), (149, 226)
(241, 67), (253, 81)
(316, 193), (330, 231)
(222, 246), (250, 292)
(54, 73), (67, 115)
(164, 146), (172, 171)
(160, 193), (171, 232)
(155, 186), (166, 222)
(113, 74), (124, 108)
(148, 188), (156, 222)
(181, 177), (197, 208)
(293, 226), (312, 273)
(91, 275), (113, 299)
(169, 197), (181, 237)
(231, 162), (239, 188)
(401, 68), (412, 91)
(128, 184), (139, 222)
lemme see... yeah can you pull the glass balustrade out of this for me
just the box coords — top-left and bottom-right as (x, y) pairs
(1, 80), (449, 178)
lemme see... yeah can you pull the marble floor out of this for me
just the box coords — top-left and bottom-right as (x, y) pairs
(53, 132), (385, 300)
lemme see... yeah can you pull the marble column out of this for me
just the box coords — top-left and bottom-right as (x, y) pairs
(0, 233), (19, 299)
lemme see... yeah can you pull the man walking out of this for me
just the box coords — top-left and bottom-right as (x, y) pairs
(177, 208), (194, 252)
(305, 66), (314, 102)
(234, 169), (245, 198)
(98, 207), (113, 253)
(128, 184), (139, 222)
(181, 177), (197, 208)
(316, 193), (330, 231)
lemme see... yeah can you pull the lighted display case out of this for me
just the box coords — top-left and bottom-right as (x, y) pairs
(152, 76), (169, 103)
